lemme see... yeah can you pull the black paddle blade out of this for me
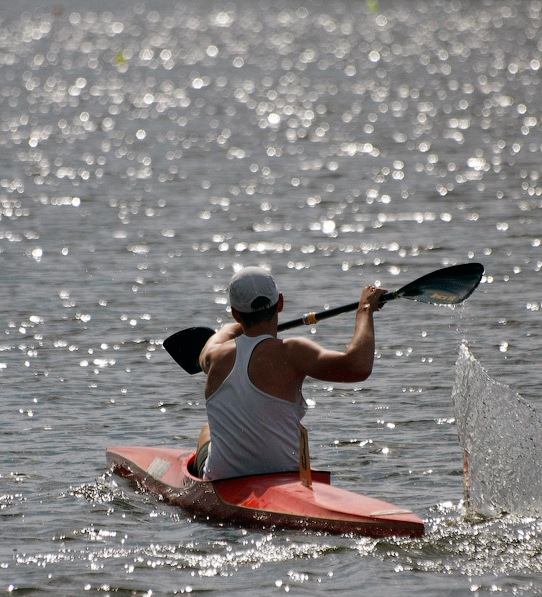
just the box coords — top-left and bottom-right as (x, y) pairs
(163, 326), (214, 374)
(385, 263), (484, 305)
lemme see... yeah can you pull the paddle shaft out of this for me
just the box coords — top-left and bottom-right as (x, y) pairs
(277, 291), (395, 331)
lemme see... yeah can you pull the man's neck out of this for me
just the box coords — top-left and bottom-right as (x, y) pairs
(242, 320), (278, 338)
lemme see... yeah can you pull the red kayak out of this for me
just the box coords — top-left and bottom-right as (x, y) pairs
(106, 446), (424, 537)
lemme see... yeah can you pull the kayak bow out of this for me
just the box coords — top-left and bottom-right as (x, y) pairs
(106, 446), (424, 537)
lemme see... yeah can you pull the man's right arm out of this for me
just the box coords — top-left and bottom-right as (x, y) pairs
(284, 285), (385, 383)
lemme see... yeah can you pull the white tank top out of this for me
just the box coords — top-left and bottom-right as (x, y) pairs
(203, 334), (307, 480)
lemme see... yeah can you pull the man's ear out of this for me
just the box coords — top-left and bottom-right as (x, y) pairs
(231, 308), (243, 323)
(278, 293), (284, 313)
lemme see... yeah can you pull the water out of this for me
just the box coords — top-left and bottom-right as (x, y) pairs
(1, 0), (541, 594)
(453, 344), (542, 518)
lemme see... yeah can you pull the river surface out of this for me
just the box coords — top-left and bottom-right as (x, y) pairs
(1, 0), (541, 594)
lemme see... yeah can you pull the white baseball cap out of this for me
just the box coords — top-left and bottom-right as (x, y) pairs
(229, 267), (279, 313)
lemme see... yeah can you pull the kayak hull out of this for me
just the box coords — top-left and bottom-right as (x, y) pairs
(106, 446), (424, 538)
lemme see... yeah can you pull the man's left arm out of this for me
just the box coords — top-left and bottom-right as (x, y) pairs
(199, 323), (242, 373)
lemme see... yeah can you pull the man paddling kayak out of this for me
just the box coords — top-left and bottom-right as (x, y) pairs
(196, 266), (386, 481)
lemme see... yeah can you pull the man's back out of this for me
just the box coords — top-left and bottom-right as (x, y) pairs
(203, 334), (306, 480)
(204, 332), (305, 402)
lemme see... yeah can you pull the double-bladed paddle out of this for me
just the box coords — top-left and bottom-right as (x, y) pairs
(164, 262), (484, 374)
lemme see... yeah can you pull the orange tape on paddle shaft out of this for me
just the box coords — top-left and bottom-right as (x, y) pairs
(302, 312), (318, 325)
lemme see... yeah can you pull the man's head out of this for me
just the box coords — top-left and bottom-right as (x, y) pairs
(229, 266), (281, 325)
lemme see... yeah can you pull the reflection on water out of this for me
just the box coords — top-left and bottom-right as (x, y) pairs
(422, 502), (542, 584)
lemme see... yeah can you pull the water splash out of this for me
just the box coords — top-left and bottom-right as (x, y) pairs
(452, 343), (542, 517)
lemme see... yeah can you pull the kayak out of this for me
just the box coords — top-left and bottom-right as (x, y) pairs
(106, 446), (424, 537)
(107, 446), (424, 537)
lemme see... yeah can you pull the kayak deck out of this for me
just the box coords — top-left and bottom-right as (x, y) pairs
(106, 446), (424, 537)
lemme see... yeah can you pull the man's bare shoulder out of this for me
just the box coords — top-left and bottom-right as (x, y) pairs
(281, 335), (318, 346)
(200, 337), (236, 373)
(280, 335), (326, 358)
(280, 335), (358, 382)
